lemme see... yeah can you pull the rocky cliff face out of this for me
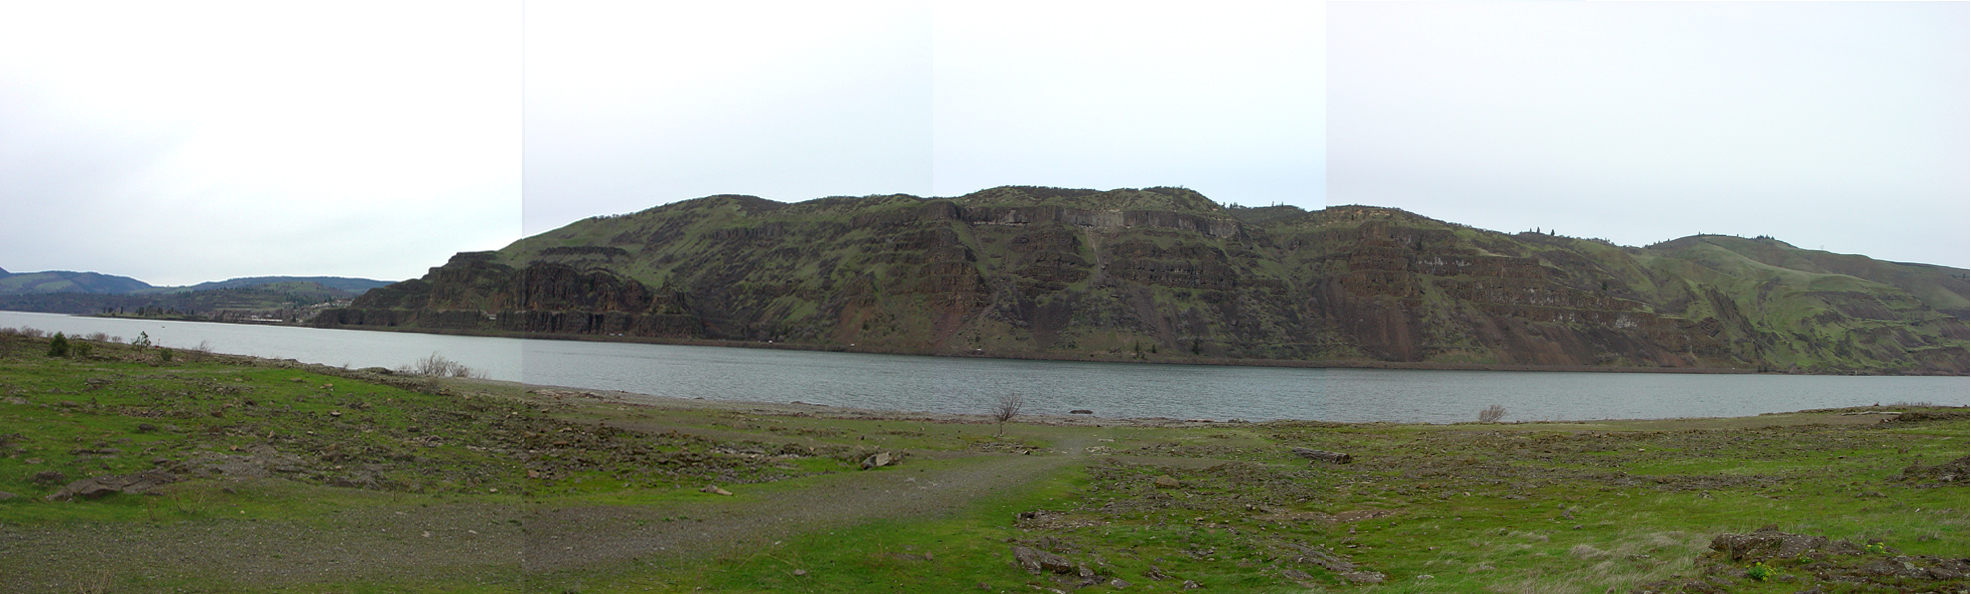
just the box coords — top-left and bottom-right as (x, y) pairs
(315, 187), (1969, 375)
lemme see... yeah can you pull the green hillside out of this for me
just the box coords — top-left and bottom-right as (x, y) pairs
(317, 187), (1969, 375)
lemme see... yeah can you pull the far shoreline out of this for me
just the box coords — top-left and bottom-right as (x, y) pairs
(18, 308), (1961, 376)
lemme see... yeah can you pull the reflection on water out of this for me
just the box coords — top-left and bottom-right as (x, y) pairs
(4, 311), (1963, 423)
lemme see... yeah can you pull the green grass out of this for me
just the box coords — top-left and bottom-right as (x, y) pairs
(1, 333), (1964, 593)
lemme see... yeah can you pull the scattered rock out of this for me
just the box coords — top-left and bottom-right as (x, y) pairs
(0, 491), (15, 500)
(860, 451), (897, 470)
(44, 470), (177, 500)
(1152, 475), (1180, 489)
(1011, 545), (1076, 575)
(791, 568), (807, 577)
(1286, 543), (1357, 573)
(1710, 525), (1826, 561)
(1108, 577), (1131, 588)
(1891, 409), (1970, 422)
(1291, 447), (1352, 464)
(700, 485), (733, 496)
(1340, 571), (1386, 584)
(1894, 456), (1968, 486)
(30, 470), (67, 485)
(1181, 580), (1201, 589)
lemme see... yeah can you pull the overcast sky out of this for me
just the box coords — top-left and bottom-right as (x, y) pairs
(0, 1), (1963, 287)
(1331, 1), (1967, 268)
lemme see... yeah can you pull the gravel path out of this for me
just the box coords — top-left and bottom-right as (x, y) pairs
(0, 436), (1099, 592)
(0, 502), (527, 591)
(525, 439), (1095, 574)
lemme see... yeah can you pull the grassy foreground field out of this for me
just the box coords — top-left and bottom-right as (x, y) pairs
(0, 331), (1964, 593)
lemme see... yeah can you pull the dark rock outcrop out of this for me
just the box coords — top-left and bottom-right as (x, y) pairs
(312, 187), (1969, 374)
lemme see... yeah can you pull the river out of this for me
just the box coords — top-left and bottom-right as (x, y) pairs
(2, 311), (1963, 423)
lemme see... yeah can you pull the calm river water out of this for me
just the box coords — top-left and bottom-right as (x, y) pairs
(3, 311), (1963, 423)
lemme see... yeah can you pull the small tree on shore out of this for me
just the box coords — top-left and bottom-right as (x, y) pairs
(46, 332), (69, 357)
(992, 393), (1024, 438)
(1479, 404), (1507, 423)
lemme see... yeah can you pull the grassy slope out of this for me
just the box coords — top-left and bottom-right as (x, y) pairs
(359, 189), (1968, 374)
(1645, 238), (1966, 372)
(1, 333), (1963, 593)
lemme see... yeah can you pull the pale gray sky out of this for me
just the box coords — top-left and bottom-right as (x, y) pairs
(0, 2), (521, 286)
(0, 1), (1964, 287)
(1330, 1), (1968, 268)
(524, 0), (1323, 235)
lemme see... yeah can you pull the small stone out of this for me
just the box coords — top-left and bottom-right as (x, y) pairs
(792, 569), (807, 577)
(1181, 580), (1201, 590)
(700, 485), (733, 496)
(1153, 475), (1181, 489)
(1109, 577), (1132, 588)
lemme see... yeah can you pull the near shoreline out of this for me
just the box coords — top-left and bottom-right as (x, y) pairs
(1, 331), (1965, 593)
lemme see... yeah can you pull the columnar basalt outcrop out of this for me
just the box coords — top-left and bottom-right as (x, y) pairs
(314, 186), (1970, 375)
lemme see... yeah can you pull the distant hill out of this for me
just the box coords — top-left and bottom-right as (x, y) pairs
(0, 270), (397, 321)
(136, 276), (396, 295)
(311, 186), (1968, 375)
(0, 270), (151, 295)
(0, 270), (395, 296)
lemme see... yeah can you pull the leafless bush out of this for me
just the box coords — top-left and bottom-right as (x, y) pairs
(398, 352), (481, 378)
(1479, 404), (1508, 423)
(84, 332), (109, 342)
(992, 393), (1025, 437)
(7, 327), (46, 338)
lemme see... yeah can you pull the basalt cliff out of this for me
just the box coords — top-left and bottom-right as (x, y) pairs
(315, 187), (1970, 375)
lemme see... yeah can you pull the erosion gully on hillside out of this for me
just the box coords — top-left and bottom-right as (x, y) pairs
(0, 333), (1965, 593)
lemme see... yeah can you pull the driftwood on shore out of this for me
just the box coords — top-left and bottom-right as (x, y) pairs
(1292, 447), (1352, 465)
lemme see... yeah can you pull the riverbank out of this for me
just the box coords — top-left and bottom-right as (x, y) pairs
(0, 332), (1965, 592)
(303, 321), (1802, 376)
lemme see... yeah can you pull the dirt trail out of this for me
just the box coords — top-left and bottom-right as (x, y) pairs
(0, 435), (1103, 592)
(0, 502), (528, 591)
(526, 441), (1094, 573)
